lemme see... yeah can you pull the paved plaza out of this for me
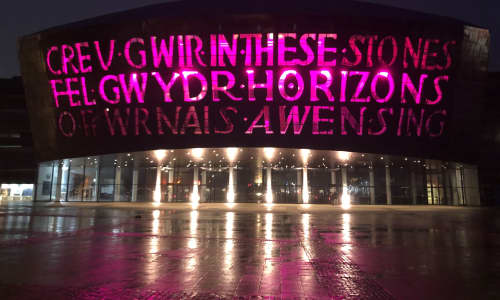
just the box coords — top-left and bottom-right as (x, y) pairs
(0, 201), (499, 299)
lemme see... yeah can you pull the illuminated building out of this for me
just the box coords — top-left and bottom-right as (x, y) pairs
(18, 0), (489, 205)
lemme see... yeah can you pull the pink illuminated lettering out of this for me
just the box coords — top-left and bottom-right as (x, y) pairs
(317, 33), (337, 66)
(426, 75), (448, 105)
(299, 34), (316, 66)
(80, 110), (96, 136)
(401, 73), (427, 104)
(151, 36), (174, 68)
(124, 38), (146, 69)
(247, 69), (273, 101)
(80, 77), (95, 106)
(204, 106), (210, 134)
(421, 39), (440, 71)
(181, 71), (208, 102)
(442, 41), (456, 70)
(240, 34), (257, 66)
(278, 33), (300, 66)
(210, 34), (217, 66)
(135, 107), (152, 135)
(118, 72), (148, 103)
(180, 106), (202, 134)
(152, 72), (180, 102)
(186, 35), (206, 67)
(341, 35), (364, 67)
(397, 108), (405, 136)
(279, 106), (311, 134)
(340, 70), (348, 102)
(377, 36), (397, 66)
(278, 70), (304, 101)
(75, 42), (92, 73)
(371, 71), (395, 103)
(245, 106), (273, 134)
(58, 111), (76, 137)
(403, 37), (422, 69)
(94, 40), (115, 71)
(312, 106), (334, 135)
(156, 106), (180, 135)
(426, 110), (447, 137)
(368, 108), (393, 135)
(310, 70), (334, 102)
(81, 110), (96, 137)
(46, 46), (61, 75)
(99, 75), (120, 104)
(406, 108), (425, 136)
(104, 108), (130, 136)
(341, 106), (366, 135)
(366, 35), (378, 67)
(218, 34), (238, 66)
(211, 71), (241, 101)
(215, 107), (237, 134)
(350, 71), (370, 103)
(50, 78), (81, 107)
(178, 35), (185, 67)
(255, 33), (274, 66)
(61, 44), (79, 74)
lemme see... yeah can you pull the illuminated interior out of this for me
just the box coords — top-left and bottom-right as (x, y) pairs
(34, 148), (479, 205)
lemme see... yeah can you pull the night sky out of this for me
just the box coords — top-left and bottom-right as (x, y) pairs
(0, 0), (495, 78)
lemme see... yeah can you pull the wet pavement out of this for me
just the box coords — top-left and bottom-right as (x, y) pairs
(0, 201), (499, 299)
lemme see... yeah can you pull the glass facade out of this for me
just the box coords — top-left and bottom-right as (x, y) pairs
(0, 184), (34, 200)
(34, 148), (481, 206)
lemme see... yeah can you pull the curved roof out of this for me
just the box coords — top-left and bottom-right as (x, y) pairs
(35, 0), (473, 35)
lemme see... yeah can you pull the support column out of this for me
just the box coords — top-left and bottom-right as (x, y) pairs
(227, 166), (236, 203)
(454, 167), (464, 205)
(369, 167), (375, 205)
(302, 167), (309, 204)
(341, 166), (347, 189)
(410, 170), (417, 205)
(330, 170), (337, 205)
(297, 169), (302, 203)
(266, 166), (272, 204)
(191, 166), (200, 204)
(385, 165), (392, 205)
(233, 167), (237, 196)
(154, 164), (162, 203)
(94, 161), (100, 202)
(463, 164), (480, 206)
(131, 167), (138, 202)
(114, 166), (121, 202)
(167, 168), (174, 202)
(54, 160), (63, 202)
(200, 169), (207, 203)
(330, 170), (336, 192)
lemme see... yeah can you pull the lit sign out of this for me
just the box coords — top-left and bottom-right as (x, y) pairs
(45, 32), (454, 140)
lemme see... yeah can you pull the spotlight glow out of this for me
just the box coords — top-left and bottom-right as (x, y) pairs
(341, 187), (351, 210)
(337, 151), (351, 161)
(154, 149), (167, 161)
(226, 147), (239, 163)
(300, 149), (311, 165)
(190, 185), (200, 209)
(263, 147), (276, 161)
(153, 185), (161, 203)
(265, 188), (273, 205)
(191, 148), (204, 160)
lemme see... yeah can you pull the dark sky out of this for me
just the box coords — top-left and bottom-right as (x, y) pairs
(0, 0), (495, 78)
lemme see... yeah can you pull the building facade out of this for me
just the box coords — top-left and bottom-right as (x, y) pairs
(18, 0), (489, 205)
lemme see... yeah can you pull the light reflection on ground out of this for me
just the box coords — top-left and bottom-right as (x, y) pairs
(0, 202), (498, 299)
